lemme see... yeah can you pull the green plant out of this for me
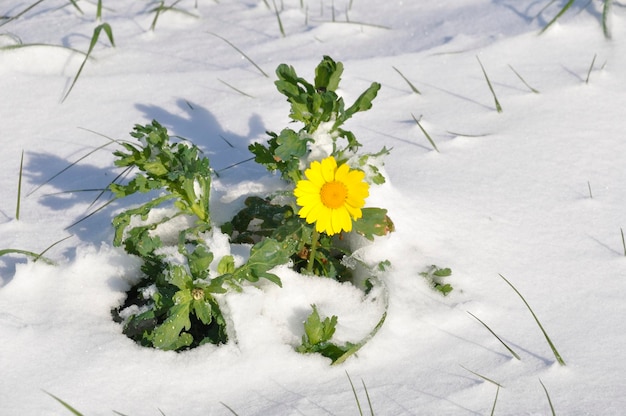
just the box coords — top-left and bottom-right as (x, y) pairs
(540, 0), (613, 39)
(419, 265), (453, 295)
(476, 56), (502, 113)
(111, 121), (292, 350)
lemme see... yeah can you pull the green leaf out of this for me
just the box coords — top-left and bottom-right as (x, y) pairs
(152, 302), (192, 350)
(352, 208), (394, 241)
(192, 299), (213, 325)
(188, 244), (213, 279)
(339, 82), (381, 125)
(275, 128), (309, 163)
(303, 304), (337, 345)
(217, 255), (235, 275)
(315, 56), (343, 92)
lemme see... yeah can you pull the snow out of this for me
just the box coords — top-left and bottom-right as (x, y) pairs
(1, 0), (626, 414)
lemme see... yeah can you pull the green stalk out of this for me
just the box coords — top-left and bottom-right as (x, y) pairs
(307, 228), (320, 273)
(411, 113), (439, 152)
(476, 56), (502, 113)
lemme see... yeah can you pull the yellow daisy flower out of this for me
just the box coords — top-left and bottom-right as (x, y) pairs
(294, 156), (369, 235)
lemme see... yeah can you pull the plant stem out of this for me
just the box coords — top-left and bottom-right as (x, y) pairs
(307, 228), (320, 273)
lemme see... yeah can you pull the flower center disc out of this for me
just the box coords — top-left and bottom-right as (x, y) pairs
(320, 181), (348, 209)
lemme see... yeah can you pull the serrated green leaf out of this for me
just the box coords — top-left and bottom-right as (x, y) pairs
(315, 56), (343, 92)
(275, 128), (308, 162)
(152, 302), (192, 350)
(353, 208), (394, 241)
(217, 255), (235, 275)
(188, 244), (213, 279)
(192, 299), (212, 325)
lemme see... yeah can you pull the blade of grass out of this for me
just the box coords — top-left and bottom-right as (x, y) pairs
(207, 32), (268, 77)
(490, 385), (500, 416)
(217, 78), (254, 98)
(585, 53), (597, 84)
(508, 64), (539, 93)
(27, 138), (118, 196)
(0, 248), (55, 265)
(0, 0), (46, 28)
(602, 0), (612, 39)
(220, 402), (240, 416)
(476, 56), (502, 113)
(346, 372), (363, 416)
(467, 311), (521, 360)
(411, 113), (439, 152)
(271, 0), (286, 37)
(392, 66), (421, 94)
(540, 0), (574, 34)
(587, 181), (593, 199)
(16, 150), (24, 220)
(620, 228), (625, 256)
(62, 22), (115, 102)
(539, 378), (556, 416)
(361, 379), (375, 416)
(499, 274), (566, 365)
(65, 197), (117, 230)
(0, 43), (89, 57)
(460, 365), (504, 387)
(96, 0), (103, 21)
(44, 391), (84, 416)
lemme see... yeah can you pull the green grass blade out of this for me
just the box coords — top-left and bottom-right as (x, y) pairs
(476, 56), (502, 113)
(27, 138), (118, 196)
(346, 372), (363, 416)
(620, 228), (625, 256)
(0, 0), (46, 28)
(460, 365), (504, 387)
(16, 150), (24, 220)
(271, 0), (286, 37)
(540, 0), (575, 34)
(602, 0), (612, 39)
(0, 248), (55, 265)
(499, 274), (566, 365)
(411, 113), (439, 152)
(467, 311), (521, 360)
(585, 53), (597, 84)
(490, 385), (500, 416)
(392, 66), (421, 94)
(220, 402), (240, 416)
(207, 32), (269, 78)
(62, 23), (115, 102)
(96, 0), (103, 21)
(0, 43), (89, 57)
(539, 378), (556, 416)
(508, 64), (539, 93)
(44, 391), (84, 416)
(217, 78), (254, 98)
(361, 379), (375, 416)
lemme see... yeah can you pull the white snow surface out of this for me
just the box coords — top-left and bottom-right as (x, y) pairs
(1, 1), (626, 415)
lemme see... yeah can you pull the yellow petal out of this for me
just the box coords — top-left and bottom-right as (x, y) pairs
(320, 156), (337, 183)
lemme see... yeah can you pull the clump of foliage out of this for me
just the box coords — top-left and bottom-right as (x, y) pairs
(420, 265), (453, 295)
(112, 57), (393, 361)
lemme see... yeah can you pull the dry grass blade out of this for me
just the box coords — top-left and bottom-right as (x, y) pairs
(207, 32), (269, 78)
(346, 372), (364, 416)
(62, 23), (115, 102)
(499, 274), (566, 365)
(620, 228), (625, 256)
(467, 311), (521, 360)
